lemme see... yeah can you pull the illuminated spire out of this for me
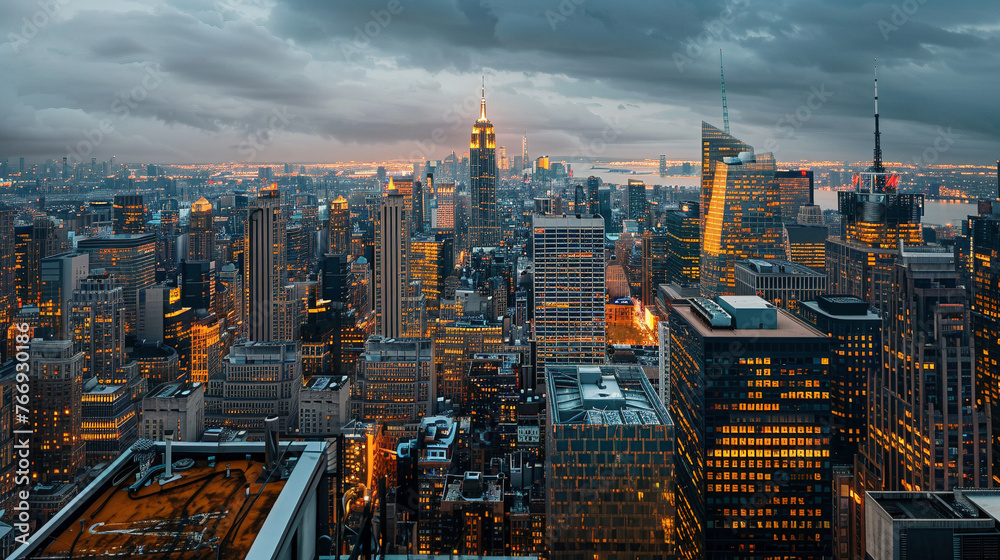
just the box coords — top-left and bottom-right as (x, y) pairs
(479, 73), (487, 121)
(387, 176), (395, 190)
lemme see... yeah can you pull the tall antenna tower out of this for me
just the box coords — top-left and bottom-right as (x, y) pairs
(872, 58), (883, 173)
(720, 48), (731, 134)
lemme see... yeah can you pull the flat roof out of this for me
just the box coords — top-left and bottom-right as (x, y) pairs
(148, 381), (202, 399)
(84, 383), (122, 395)
(965, 492), (1000, 522)
(12, 441), (326, 560)
(306, 375), (348, 391)
(718, 295), (773, 308)
(546, 365), (670, 426)
(867, 491), (993, 522)
(674, 303), (826, 339)
(737, 259), (825, 277)
(33, 461), (284, 559)
(799, 300), (880, 322)
(532, 214), (604, 228)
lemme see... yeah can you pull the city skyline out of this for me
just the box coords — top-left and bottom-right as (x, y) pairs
(2, 0), (998, 166)
(5, 2), (1000, 559)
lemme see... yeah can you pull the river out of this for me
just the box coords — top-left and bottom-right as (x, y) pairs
(812, 189), (975, 227)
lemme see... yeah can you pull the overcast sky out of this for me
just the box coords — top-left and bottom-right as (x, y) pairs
(1, 0), (997, 166)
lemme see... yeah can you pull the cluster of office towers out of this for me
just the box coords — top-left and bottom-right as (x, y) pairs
(4, 78), (1000, 560)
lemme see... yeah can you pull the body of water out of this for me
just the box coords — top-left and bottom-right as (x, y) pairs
(581, 167), (699, 188)
(813, 189), (975, 227)
(580, 168), (974, 226)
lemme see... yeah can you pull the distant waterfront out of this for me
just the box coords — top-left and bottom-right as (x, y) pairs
(813, 189), (975, 226)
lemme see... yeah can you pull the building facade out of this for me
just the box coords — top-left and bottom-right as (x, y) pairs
(545, 364), (674, 559)
(669, 295), (834, 559)
(532, 214), (606, 377)
(470, 86), (499, 248)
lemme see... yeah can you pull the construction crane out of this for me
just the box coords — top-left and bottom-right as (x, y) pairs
(720, 48), (731, 134)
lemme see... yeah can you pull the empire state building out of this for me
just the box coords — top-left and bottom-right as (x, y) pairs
(470, 80), (499, 248)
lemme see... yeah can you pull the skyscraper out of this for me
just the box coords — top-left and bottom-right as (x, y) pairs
(352, 335), (435, 424)
(641, 227), (670, 306)
(246, 183), (286, 342)
(15, 217), (60, 308)
(70, 271), (125, 381)
(78, 233), (157, 335)
(532, 214), (605, 376)
(776, 169), (814, 224)
(663, 201), (700, 285)
(285, 223), (311, 282)
(968, 203), (1000, 485)
(187, 196), (214, 261)
(598, 186), (615, 233)
(627, 179), (648, 224)
(546, 364), (674, 559)
(437, 319), (504, 405)
(30, 339), (85, 483)
(470, 81), (499, 247)
(797, 295), (881, 465)
(669, 295), (833, 559)
(733, 258), (827, 311)
(205, 341), (302, 435)
(434, 181), (456, 231)
(586, 176), (600, 214)
(783, 223), (828, 270)
(0, 207), (15, 360)
(410, 233), (453, 317)
(412, 179), (425, 235)
(113, 193), (145, 234)
(377, 185), (409, 339)
(863, 248), (991, 492)
(328, 195), (350, 255)
(826, 63), (924, 314)
(700, 125), (783, 296)
(39, 252), (89, 340)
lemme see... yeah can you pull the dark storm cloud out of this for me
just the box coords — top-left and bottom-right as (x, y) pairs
(1, 0), (997, 164)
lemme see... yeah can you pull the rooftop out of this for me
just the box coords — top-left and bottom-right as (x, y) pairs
(800, 295), (880, 321)
(675, 300), (826, 339)
(13, 440), (327, 560)
(441, 472), (504, 504)
(148, 381), (202, 399)
(783, 224), (829, 244)
(736, 258), (825, 277)
(305, 375), (349, 391)
(866, 490), (1000, 524)
(546, 365), (670, 426)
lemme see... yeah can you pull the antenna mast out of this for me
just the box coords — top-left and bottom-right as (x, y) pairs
(720, 48), (731, 134)
(873, 58), (883, 173)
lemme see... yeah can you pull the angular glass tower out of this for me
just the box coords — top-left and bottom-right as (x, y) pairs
(699, 124), (783, 296)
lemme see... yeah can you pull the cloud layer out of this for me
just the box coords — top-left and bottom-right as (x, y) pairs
(2, 0), (997, 165)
